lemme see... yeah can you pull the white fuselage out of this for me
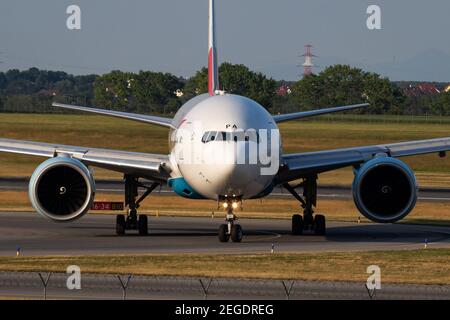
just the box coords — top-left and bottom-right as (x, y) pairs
(168, 94), (281, 200)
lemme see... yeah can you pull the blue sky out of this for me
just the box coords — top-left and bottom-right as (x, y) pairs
(1, 0), (450, 81)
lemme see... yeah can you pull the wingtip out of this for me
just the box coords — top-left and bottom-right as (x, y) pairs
(354, 103), (370, 108)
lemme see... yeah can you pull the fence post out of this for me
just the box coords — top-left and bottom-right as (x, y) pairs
(281, 280), (295, 300)
(199, 278), (213, 300)
(117, 275), (133, 300)
(37, 272), (52, 300)
(365, 283), (377, 300)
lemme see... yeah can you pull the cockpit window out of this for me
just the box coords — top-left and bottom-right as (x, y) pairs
(201, 131), (259, 143)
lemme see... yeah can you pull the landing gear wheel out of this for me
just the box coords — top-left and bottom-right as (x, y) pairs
(230, 224), (243, 243)
(292, 214), (304, 235)
(314, 214), (326, 235)
(116, 215), (126, 236)
(218, 224), (230, 242)
(138, 215), (148, 235)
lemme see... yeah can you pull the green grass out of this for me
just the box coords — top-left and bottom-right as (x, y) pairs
(0, 249), (449, 284)
(316, 113), (450, 125)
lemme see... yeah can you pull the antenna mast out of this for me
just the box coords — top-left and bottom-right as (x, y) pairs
(301, 45), (317, 77)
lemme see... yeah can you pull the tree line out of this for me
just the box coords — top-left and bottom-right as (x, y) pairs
(0, 65), (449, 116)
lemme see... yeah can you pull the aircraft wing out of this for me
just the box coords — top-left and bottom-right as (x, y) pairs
(273, 103), (369, 123)
(276, 137), (450, 184)
(0, 138), (171, 182)
(52, 103), (174, 129)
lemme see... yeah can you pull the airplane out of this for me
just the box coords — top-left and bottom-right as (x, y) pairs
(1, 0), (450, 243)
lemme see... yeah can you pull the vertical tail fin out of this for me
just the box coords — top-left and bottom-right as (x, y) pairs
(208, 0), (219, 96)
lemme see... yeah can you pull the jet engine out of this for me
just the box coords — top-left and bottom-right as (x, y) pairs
(29, 157), (95, 222)
(352, 156), (417, 223)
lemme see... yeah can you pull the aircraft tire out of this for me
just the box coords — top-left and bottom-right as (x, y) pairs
(116, 215), (126, 236)
(218, 224), (230, 242)
(138, 215), (148, 235)
(292, 214), (304, 235)
(230, 224), (243, 243)
(314, 214), (326, 235)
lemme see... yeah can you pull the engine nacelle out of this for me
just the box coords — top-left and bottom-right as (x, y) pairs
(29, 157), (95, 222)
(352, 156), (417, 223)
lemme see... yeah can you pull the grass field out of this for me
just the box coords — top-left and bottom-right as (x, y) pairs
(0, 249), (448, 284)
(1, 113), (450, 186)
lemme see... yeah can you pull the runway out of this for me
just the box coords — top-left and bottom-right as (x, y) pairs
(2, 178), (450, 201)
(0, 212), (449, 256)
(1, 212), (449, 299)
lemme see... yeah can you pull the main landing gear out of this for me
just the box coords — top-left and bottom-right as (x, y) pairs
(116, 175), (159, 236)
(218, 200), (243, 243)
(283, 175), (326, 236)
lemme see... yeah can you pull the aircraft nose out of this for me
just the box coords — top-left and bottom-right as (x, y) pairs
(197, 141), (265, 196)
(219, 145), (261, 193)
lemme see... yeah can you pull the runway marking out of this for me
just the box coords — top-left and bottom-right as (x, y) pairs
(418, 197), (450, 201)
(244, 230), (282, 242)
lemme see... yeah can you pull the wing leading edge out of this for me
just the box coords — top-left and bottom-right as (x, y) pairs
(52, 103), (174, 129)
(0, 138), (171, 182)
(277, 137), (450, 184)
(273, 103), (369, 123)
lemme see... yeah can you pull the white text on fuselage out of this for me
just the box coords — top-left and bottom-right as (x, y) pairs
(171, 123), (280, 176)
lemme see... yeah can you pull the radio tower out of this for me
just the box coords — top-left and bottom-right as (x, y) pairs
(301, 45), (316, 77)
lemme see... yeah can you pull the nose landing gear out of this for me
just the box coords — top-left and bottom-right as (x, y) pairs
(218, 200), (243, 243)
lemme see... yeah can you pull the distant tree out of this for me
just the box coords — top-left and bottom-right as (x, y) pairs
(74, 75), (97, 96)
(0, 66), (444, 116)
(290, 65), (406, 114)
(272, 93), (298, 115)
(183, 69), (208, 100)
(93, 70), (182, 114)
(290, 74), (326, 110)
(389, 84), (407, 115)
(132, 71), (183, 113)
(4, 95), (33, 113)
(5, 69), (21, 82)
(0, 72), (6, 92)
(184, 63), (277, 109)
(55, 79), (75, 95)
(362, 72), (404, 114)
(432, 91), (450, 116)
(92, 71), (135, 111)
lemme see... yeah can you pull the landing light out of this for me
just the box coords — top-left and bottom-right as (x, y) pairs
(223, 203), (228, 208)
(232, 202), (238, 209)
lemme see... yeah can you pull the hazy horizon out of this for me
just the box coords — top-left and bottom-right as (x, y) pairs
(1, 0), (450, 82)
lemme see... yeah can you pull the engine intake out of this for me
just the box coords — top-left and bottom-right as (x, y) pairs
(29, 157), (95, 222)
(352, 156), (417, 223)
